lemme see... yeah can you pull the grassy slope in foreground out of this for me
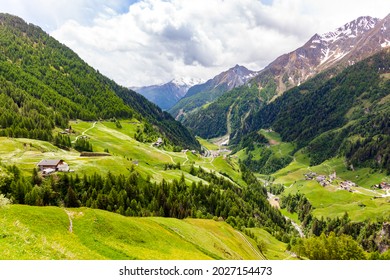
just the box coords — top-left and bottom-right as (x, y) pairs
(0, 205), (264, 260)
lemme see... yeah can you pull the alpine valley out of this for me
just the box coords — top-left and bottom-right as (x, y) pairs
(1, 11), (390, 261)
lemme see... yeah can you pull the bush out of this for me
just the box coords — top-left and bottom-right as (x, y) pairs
(0, 194), (11, 207)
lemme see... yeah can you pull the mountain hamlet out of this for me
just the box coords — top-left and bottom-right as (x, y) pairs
(1, 11), (390, 260)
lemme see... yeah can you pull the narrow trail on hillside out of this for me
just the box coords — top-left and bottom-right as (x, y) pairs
(64, 210), (73, 233)
(182, 152), (189, 166)
(150, 144), (176, 164)
(72, 121), (97, 143)
(236, 231), (266, 260)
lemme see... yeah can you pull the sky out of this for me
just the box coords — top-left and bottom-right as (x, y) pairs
(0, 0), (389, 87)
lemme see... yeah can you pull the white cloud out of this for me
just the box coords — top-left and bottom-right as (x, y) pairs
(1, 0), (390, 86)
(0, 0), (132, 30)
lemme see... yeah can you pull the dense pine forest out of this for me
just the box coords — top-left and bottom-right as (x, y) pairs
(0, 13), (199, 150)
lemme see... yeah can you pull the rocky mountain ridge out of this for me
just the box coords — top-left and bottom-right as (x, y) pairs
(262, 14), (390, 94)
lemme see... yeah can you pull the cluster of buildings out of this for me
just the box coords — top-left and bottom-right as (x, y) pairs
(59, 128), (72, 135)
(181, 149), (198, 155)
(304, 171), (358, 192)
(339, 180), (356, 192)
(304, 171), (337, 187)
(372, 182), (390, 190)
(153, 138), (163, 147)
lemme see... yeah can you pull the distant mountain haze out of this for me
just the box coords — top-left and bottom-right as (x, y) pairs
(169, 64), (258, 120)
(131, 77), (203, 110)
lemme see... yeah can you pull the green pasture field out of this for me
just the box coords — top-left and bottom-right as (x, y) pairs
(196, 136), (219, 150)
(0, 205), (262, 260)
(0, 120), (244, 187)
(236, 130), (390, 223)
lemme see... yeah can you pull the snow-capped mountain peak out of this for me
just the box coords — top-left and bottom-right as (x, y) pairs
(171, 77), (204, 88)
(258, 13), (390, 97)
(303, 16), (386, 68)
(320, 16), (379, 43)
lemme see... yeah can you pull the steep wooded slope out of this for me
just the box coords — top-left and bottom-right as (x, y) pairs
(243, 49), (390, 172)
(0, 13), (199, 149)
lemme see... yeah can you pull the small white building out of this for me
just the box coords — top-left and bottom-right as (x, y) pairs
(153, 138), (164, 147)
(57, 162), (69, 172)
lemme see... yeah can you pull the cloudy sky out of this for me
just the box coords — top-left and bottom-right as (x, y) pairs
(0, 0), (389, 86)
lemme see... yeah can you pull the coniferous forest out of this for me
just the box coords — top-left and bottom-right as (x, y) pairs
(0, 14), (199, 150)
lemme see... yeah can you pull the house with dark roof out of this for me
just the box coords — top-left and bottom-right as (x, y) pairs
(37, 159), (69, 173)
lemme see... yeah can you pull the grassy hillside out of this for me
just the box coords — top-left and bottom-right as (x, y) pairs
(247, 228), (294, 260)
(232, 128), (390, 257)
(0, 119), (243, 186)
(273, 157), (390, 222)
(0, 205), (263, 260)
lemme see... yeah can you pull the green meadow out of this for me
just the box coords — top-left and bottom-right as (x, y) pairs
(0, 205), (262, 260)
(0, 120), (243, 186)
(2, 123), (389, 260)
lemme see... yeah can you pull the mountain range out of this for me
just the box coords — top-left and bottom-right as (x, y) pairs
(131, 77), (203, 111)
(244, 48), (390, 173)
(259, 15), (390, 94)
(180, 14), (390, 142)
(169, 64), (257, 120)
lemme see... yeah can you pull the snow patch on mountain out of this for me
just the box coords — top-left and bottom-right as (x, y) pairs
(315, 16), (381, 66)
(172, 77), (204, 88)
(320, 16), (378, 44)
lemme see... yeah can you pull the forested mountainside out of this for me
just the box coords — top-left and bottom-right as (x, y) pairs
(0, 13), (199, 150)
(182, 15), (390, 142)
(241, 49), (390, 172)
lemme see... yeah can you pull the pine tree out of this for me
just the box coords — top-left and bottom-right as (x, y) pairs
(65, 187), (80, 208)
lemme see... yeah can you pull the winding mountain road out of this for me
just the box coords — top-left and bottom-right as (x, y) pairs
(72, 121), (97, 143)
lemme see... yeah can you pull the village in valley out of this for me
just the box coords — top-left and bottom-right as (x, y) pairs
(304, 171), (390, 194)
